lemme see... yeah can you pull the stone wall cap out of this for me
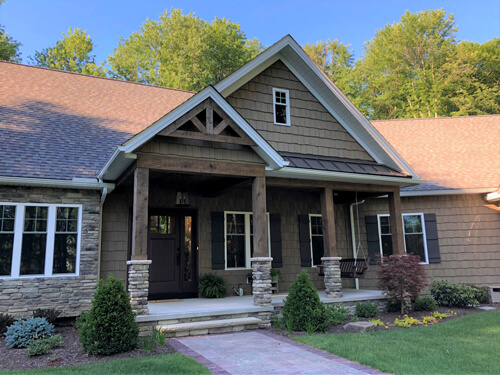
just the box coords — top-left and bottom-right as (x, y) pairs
(321, 257), (342, 261)
(127, 260), (152, 265)
(250, 257), (273, 262)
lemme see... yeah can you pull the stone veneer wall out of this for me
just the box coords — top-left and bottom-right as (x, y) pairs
(101, 185), (354, 295)
(0, 186), (101, 318)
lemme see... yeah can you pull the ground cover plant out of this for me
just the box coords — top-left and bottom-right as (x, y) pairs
(199, 273), (227, 298)
(295, 310), (500, 374)
(5, 318), (55, 348)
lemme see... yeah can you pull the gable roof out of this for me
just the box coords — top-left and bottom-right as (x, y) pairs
(372, 115), (500, 192)
(0, 61), (193, 181)
(215, 35), (419, 179)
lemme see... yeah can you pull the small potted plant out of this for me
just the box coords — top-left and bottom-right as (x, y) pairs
(270, 269), (280, 281)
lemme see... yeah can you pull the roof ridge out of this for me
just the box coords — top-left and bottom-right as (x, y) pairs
(0, 61), (196, 94)
(371, 114), (500, 123)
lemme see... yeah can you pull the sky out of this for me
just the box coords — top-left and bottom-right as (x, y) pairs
(1, 0), (499, 65)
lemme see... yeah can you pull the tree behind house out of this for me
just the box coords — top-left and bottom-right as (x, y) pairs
(0, 0), (21, 62)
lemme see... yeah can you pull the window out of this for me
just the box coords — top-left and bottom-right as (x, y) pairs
(377, 213), (428, 264)
(309, 214), (324, 266)
(273, 88), (290, 126)
(224, 212), (270, 269)
(0, 203), (82, 278)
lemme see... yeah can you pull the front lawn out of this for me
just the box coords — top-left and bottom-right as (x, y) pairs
(295, 310), (500, 375)
(5, 353), (210, 375)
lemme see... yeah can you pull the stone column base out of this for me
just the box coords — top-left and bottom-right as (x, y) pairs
(127, 260), (152, 316)
(250, 257), (273, 309)
(321, 257), (343, 298)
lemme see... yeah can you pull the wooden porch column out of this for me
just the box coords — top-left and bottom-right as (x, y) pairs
(388, 190), (405, 255)
(131, 167), (149, 260)
(252, 176), (268, 257)
(320, 187), (337, 257)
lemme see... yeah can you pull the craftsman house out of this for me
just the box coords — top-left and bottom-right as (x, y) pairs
(0, 35), (498, 327)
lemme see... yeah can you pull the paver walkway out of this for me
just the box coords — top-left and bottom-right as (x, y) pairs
(170, 330), (386, 375)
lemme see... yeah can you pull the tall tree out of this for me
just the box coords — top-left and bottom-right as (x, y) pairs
(108, 9), (263, 91)
(0, 0), (21, 62)
(31, 27), (106, 77)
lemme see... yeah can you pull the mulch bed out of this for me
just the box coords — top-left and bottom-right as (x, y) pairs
(270, 304), (499, 337)
(0, 325), (176, 372)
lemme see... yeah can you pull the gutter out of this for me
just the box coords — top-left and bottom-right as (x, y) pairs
(0, 176), (115, 191)
(400, 188), (498, 198)
(96, 185), (109, 282)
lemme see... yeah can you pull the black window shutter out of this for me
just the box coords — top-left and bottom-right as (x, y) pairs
(270, 214), (282, 268)
(365, 215), (380, 265)
(424, 213), (441, 263)
(298, 214), (312, 267)
(211, 212), (225, 270)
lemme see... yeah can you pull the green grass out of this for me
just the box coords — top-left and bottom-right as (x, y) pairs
(295, 310), (500, 375)
(5, 353), (210, 375)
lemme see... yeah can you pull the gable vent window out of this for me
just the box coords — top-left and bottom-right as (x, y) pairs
(273, 88), (290, 126)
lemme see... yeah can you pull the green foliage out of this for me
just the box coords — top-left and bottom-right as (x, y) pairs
(25, 334), (63, 357)
(0, 0), (21, 62)
(430, 280), (479, 307)
(413, 296), (438, 311)
(469, 285), (491, 304)
(78, 275), (139, 355)
(328, 304), (349, 325)
(140, 329), (164, 354)
(74, 312), (88, 332)
(30, 27), (106, 76)
(272, 315), (283, 330)
(270, 269), (281, 280)
(378, 254), (428, 314)
(0, 312), (15, 334)
(199, 273), (227, 298)
(355, 302), (379, 318)
(386, 298), (404, 313)
(5, 317), (55, 348)
(33, 308), (61, 324)
(282, 270), (330, 332)
(108, 9), (263, 91)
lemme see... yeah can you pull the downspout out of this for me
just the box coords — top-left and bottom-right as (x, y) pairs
(350, 199), (365, 290)
(96, 185), (108, 281)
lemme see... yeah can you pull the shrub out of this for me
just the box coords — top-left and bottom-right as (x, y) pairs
(199, 273), (227, 298)
(386, 298), (404, 313)
(328, 304), (349, 325)
(282, 270), (330, 332)
(0, 313), (15, 334)
(270, 269), (281, 280)
(33, 309), (61, 324)
(469, 285), (490, 304)
(355, 302), (379, 318)
(5, 318), (55, 348)
(413, 296), (438, 311)
(430, 280), (479, 307)
(25, 334), (63, 357)
(78, 275), (139, 356)
(378, 254), (428, 314)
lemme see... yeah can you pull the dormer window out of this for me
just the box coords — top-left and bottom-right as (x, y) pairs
(273, 88), (290, 126)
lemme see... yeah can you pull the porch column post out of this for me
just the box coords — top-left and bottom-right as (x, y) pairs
(388, 189), (405, 255)
(250, 176), (272, 313)
(128, 167), (151, 316)
(320, 187), (342, 298)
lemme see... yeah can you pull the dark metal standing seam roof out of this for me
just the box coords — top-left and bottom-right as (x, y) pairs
(280, 152), (411, 178)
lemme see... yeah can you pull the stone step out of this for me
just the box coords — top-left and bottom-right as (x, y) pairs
(157, 317), (261, 338)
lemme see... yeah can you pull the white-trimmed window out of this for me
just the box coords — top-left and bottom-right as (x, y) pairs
(273, 88), (290, 126)
(224, 211), (270, 269)
(309, 214), (324, 266)
(377, 213), (428, 264)
(0, 203), (82, 278)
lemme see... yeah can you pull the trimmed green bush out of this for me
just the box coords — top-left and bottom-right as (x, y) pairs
(33, 308), (61, 324)
(469, 285), (491, 304)
(5, 318), (55, 348)
(430, 280), (479, 307)
(386, 298), (403, 313)
(282, 270), (330, 332)
(0, 313), (15, 334)
(413, 296), (438, 311)
(25, 334), (63, 356)
(328, 304), (349, 325)
(199, 273), (227, 298)
(78, 275), (139, 355)
(355, 302), (379, 318)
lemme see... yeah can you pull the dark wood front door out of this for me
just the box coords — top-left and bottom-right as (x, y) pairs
(148, 210), (197, 300)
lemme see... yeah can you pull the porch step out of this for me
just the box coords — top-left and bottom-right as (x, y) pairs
(157, 317), (261, 338)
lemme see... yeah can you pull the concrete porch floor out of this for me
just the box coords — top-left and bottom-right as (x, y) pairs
(137, 289), (387, 323)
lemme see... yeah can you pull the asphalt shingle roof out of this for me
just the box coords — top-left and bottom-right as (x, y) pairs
(372, 116), (500, 191)
(0, 62), (193, 180)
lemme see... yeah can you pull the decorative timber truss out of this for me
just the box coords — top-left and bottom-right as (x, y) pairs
(159, 98), (256, 146)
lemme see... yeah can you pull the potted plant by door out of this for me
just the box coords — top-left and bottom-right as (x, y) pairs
(270, 269), (280, 281)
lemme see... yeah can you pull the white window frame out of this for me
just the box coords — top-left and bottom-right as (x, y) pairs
(272, 88), (291, 126)
(0, 203), (82, 279)
(224, 211), (271, 270)
(377, 213), (429, 264)
(309, 214), (324, 267)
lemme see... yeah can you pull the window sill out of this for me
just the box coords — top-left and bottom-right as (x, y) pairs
(0, 273), (80, 280)
(273, 122), (291, 126)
